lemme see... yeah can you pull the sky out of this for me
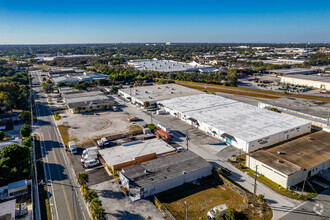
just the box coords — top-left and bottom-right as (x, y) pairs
(0, 0), (329, 44)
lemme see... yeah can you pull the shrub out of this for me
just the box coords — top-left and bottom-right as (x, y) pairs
(116, 179), (121, 185)
(146, 124), (156, 133)
(20, 124), (31, 138)
(77, 172), (89, 186)
(0, 131), (4, 141)
(238, 163), (245, 169)
(113, 170), (119, 177)
(257, 194), (265, 202)
(217, 168), (222, 174)
(19, 111), (31, 123)
(84, 190), (98, 203)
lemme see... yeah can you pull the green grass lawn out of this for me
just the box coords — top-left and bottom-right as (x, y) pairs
(156, 175), (272, 220)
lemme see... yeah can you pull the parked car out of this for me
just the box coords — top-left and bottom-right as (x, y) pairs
(207, 204), (227, 219)
(68, 141), (77, 154)
(84, 159), (100, 168)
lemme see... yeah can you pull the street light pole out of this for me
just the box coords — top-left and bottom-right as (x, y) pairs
(184, 201), (188, 220)
(253, 165), (258, 205)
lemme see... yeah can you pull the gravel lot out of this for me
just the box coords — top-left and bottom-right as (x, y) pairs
(56, 110), (133, 145)
(90, 180), (164, 220)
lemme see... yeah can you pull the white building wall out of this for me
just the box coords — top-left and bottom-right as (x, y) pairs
(142, 165), (212, 198)
(246, 156), (330, 189)
(280, 77), (330, 90)
(163, 106), (311, 153)
(246, 155), (290, 188)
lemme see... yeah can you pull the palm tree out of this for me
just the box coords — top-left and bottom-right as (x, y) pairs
(77, 172), (89, 186)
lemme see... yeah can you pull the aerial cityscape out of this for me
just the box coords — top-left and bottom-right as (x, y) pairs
(0, 1), (329, 220)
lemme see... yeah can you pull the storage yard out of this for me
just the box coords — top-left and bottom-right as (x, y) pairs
(55, 110), (132, 145)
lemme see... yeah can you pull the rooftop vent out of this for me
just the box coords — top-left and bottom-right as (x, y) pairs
(182, 171), (186, 174)
(277, 159), (283, 163)
(144, 169), (149, 174)
(277, 151), (281, 155)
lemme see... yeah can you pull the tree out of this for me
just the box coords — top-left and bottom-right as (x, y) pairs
(0, 144), (31, 186)
(22, 136), (32, 148)
(20, 124), (31, 138)
(0, 131), (4, 141)
(75, 106), (82, 113)
(143, 101), (150, 108)
(84, 190), (98, 203)
(225, 207), (237, 220)
(19, 111), (31, 123)
(90, 198), (105, 220)
(41, 81), (53, 93)
(77, 172), (89, 186)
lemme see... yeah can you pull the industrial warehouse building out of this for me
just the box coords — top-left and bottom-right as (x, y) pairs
(280, 74), (330, 90)
(118, 84), (202, 106)
(159, 93), (311, 153)
(127, 59), (217, 73)
(119, 150), (212, 200)
(62, 90), (115, 113)
(266, 68), (318, 76)
(246, 131), (330, 189)
(99, 139), (177, 172)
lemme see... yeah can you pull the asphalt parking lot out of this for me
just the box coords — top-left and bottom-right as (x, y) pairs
(65, 147), (112, 187)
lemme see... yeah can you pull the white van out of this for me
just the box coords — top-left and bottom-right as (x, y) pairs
(84, 159), (100, 168)
(68, 141), (77, 154)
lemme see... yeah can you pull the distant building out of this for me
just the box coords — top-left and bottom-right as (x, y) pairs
(38, 54), (94, 61)
(127, 59), (218, 73)
(280, 74), (330, 90)
(266, 68), (318, 76)
(48, 69), (108, 85)
(61, 90), (115, 113)
(246, 131), (330, 189)
(118, 84), (202, 106)
(119, 150), (212, 200)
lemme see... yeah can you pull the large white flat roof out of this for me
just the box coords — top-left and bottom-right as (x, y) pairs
(127, 59), (215, 72)
(119, 84), (202, 103)
(159, 94), (310, 142)
(99, 138), (175, 166)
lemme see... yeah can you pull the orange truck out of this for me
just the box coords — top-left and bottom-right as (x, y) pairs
(156, 128), (172, 142)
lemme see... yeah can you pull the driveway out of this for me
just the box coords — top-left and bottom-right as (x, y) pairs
(89, 180), (164, 220)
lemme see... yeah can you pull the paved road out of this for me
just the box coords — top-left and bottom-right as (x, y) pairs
(280, 188), (330, 220)
(115, 96), (301, 220)
(30, 71), (90, 220)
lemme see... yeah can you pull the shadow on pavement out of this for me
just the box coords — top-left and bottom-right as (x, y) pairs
(109, 210), (144, 220)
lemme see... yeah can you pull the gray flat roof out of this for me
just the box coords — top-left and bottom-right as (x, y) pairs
(119, 84), (202, 103)
(266, 68), (317, 74)
(281, 74), (330, 83)
(159, 94), (310, 142)
(248, 151), (302, 175)
(249, 131), (330, 174)
(121, 150), (211, 188)
(99, 139), (176, 166)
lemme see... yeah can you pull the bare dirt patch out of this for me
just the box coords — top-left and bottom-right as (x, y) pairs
(56, 111), (133, 145)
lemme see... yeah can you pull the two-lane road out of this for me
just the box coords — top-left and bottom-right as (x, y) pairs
(31, 71), (89, 220)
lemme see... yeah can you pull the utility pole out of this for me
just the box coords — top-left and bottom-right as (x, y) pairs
(253, 165), (258, 205)
(302, 176), (307, 197)
(186, 131), (189, 151)
(184, 201), (188, 220)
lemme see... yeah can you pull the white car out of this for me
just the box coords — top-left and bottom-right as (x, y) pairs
(207, 204), (227, 219)
(84, 159), (100, 168)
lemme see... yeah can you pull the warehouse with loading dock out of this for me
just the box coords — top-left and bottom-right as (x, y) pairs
(246, 131), (330, 189)
(159, 93), (311, 153)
